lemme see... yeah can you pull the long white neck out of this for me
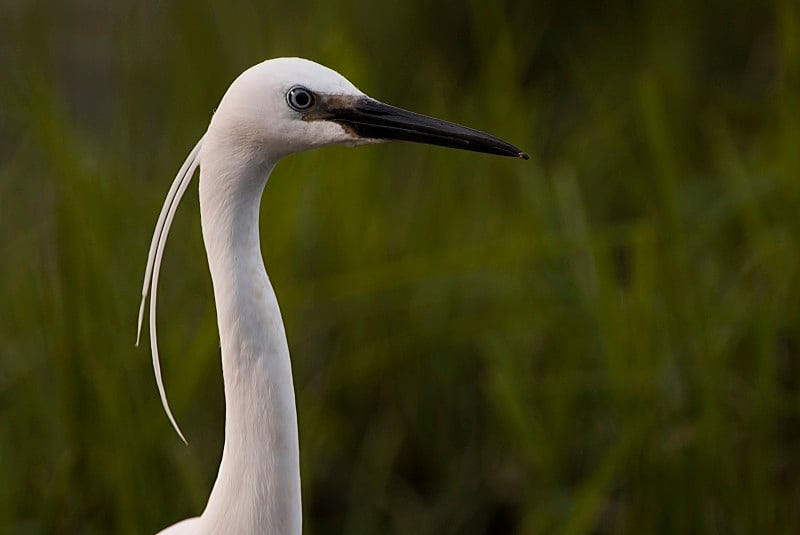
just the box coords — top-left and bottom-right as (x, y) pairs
(196, 134), (301, 534)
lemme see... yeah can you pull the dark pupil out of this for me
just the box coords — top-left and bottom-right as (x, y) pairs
(293, 90), (310, 108)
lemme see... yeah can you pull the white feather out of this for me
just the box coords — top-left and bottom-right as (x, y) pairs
(137, 137), (203, 444)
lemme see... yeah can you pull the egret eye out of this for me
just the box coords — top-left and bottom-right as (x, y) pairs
(286, 86), (315, 111)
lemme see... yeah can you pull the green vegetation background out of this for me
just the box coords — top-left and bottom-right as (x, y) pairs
(1, 0), (799, 533)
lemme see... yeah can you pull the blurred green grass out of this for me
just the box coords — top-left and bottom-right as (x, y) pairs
(1, 0), (799, 533)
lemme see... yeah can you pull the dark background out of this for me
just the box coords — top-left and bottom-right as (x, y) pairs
(1, 0), (798, 533)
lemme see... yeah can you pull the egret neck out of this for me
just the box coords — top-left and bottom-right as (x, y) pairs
(198, 132), (300, 534)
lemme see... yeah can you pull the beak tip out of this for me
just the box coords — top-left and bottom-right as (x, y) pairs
(518, 151), (530, 160)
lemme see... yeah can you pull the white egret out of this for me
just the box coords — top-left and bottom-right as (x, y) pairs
(137, 57), (527, 534)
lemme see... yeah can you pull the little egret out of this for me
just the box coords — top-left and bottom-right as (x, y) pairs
(137, 57), (527, 534)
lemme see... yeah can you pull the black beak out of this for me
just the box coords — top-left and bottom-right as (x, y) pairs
(324, 96), (528, 159)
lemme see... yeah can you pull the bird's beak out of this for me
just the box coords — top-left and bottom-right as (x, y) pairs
(316, 95), (529, 159)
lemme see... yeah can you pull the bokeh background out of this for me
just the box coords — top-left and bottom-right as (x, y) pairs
(1, 0), (799, 533)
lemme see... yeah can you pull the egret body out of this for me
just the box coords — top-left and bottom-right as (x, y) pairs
(137, 57), (527, 534)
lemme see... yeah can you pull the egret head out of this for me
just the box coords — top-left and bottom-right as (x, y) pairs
(207, 57), (528, 161)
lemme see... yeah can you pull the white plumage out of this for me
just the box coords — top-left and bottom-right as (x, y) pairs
(137, 57), (526, 534)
